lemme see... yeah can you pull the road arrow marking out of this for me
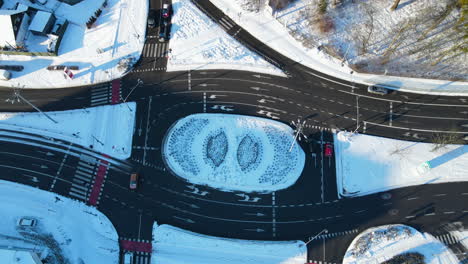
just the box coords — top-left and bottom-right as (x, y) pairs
(178, 201), (200, 209)
(250, 86), (269, 92)
(173, 216), (195, 224)
(258, 98), (275, 104)
(252, 74), (271, 79)
(211, 105), (234, 112)
(208, 94), (227, 99)
(198, 83), (219, 87)
(244, 212), (265, 217)
(244, 228), (265, 232)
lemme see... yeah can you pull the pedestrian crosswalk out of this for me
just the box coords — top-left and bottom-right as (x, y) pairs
(435, 233), (462, 245)
(142, 42), (169, 58)
(91, 83), (112, 107)
(218, 16), (235, 30)
(308, 261), (337, 264)
(68, 154), (97, 201)
(312, 229), (359, 240)
(130, 252), (151, 264)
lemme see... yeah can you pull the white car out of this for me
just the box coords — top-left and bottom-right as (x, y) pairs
(18, 217), (37, 227)
(367, 85), (389, 95)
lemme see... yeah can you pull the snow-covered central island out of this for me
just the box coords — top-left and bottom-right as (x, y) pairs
(162, 114), (305, 192)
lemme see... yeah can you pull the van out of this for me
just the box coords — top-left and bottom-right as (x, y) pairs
(129, 172), (139, 189)
(0, 69), (11, 80)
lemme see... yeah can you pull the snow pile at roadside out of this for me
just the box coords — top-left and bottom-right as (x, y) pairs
(0, 103), (136, 159)
(167, 0), (285, 76)
(0, 180), (118, 264)
(335, 131), (468, 197)
(162, 113), (305, 192)
(152, 223), (306, 264)
(210, 0), (468, 95)
(0, 0), (147, 88)
(344, 225), (459, 264)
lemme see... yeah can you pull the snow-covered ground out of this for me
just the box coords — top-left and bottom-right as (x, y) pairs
(152, 223), (306, 264)
(211, 0), (468, 95)
(162, 113), (305, 192)
(0, 180), (119, 264)
(167, 0), (285, 76)
(0, 103), (136, 159)
(343, 225), (459, 264)
(335, 132), (468, 197)
(0, 0), (147, 88)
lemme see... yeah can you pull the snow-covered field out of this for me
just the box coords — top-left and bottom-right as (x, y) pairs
(211, 0), (468, 95)
(0, 0), (147, 88)
(152, 223), (306, 264)
(167, 0), (285, 76)
(335, 132), (468, 197)
(0, 180), (119, 264)
(162, 114), (305, 192)
(0, 103), (135, 159)
(343, 225), (459, 264)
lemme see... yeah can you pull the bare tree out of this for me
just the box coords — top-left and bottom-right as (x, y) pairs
(390, 0), (401, 11)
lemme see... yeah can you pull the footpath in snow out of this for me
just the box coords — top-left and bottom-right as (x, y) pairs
(0, 0), (147, 88)
(0, 180), (119, 264)
(210, 0), (468, 95)
(0, 103), (136, 159)
(335, 131), (468, 197)
(162, 113), (305, 192)
(167, 0), (285, 76)
(152, 223), (306, 264)
(344, 225), (460, 264)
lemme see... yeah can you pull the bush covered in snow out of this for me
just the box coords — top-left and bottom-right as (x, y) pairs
(162, 114), (305, 192)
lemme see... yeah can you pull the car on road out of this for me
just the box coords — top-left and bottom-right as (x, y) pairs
(324, 143), (333, 157)
(367, 85), (389, 95)
(148, 9), (156, 28)
(130, 172), (139, 190)
(159, 21), (169, 42)
(18, 217), (37, 227)
(162, 3), (171, 19)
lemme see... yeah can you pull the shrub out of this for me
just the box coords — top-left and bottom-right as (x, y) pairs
(318, 0), (328, 14)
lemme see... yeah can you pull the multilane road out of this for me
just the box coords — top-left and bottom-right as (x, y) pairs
(0, 0), (467, 263)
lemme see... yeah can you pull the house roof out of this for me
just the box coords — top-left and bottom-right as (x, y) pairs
(29, 11), (53, 32)
(0, 3), (28, 15)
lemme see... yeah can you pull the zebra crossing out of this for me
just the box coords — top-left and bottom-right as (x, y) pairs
(218, 16), (235, 30)
(435, 233), (462, 246)
(127, 252), (151, 264)
(68, 154), (97, 201)
(90, 83), (112, 106)
(308, 260), (337, 264)
(142, 42), (169, 58)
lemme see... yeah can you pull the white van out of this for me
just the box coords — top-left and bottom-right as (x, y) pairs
(0, 69), (11, 80)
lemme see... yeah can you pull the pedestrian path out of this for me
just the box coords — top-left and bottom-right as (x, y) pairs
(68, 154), (97, 201)
(307, 260), (338, 264)
(142, 42), (169, 58)
(111, 79), (122, 104)
(120, 238), (152, 253)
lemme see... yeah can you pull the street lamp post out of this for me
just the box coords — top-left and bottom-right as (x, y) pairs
(123, 78), (143, 103)
(301, 229), (328, 247)
(6, 87), (58, 124)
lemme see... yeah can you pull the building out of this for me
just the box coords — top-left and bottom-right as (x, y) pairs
(0, 4), (30, 48)
(29, 11), (55, 36)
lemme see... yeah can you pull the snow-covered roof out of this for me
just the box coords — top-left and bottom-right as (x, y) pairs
(0, 15), (15, 48)
(29, 11), (53, 32)
(0, 249), (36, 264)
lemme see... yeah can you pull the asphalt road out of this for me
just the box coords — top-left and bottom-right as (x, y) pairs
(0, 0), (467, 263)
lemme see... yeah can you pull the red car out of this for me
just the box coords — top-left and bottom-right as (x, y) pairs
(162, 4), (170, 18)
(324, 143), (333, 157)
(129, 172), (139, 190)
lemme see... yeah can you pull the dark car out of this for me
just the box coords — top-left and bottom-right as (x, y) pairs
(148, 9), (156, 28)
(159, 21), (169, 42)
